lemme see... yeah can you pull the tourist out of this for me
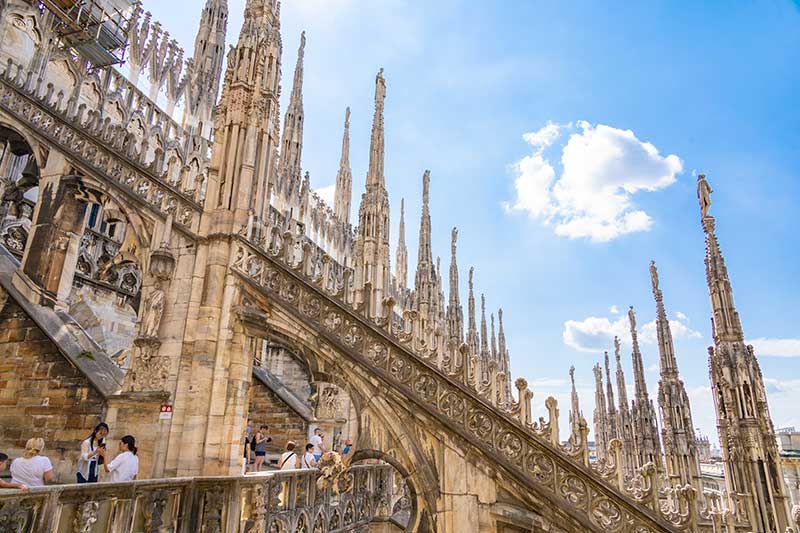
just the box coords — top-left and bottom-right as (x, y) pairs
(342, 439), (353, 457)
(253, 425), (271, 471)
(278, 441), (299, 470)
(301, 443), (316, 469)
(244, 418), (252, 468)
(77, 422), (108, 483)
(310, 428), (326, 462)
(0, 453), (28, 491)
(9, 438), (54, 487)
(102, 435), (138, 482)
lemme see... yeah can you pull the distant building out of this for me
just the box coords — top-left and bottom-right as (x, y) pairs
(696, 429), (713, 463)
(777, 427), (800, 507)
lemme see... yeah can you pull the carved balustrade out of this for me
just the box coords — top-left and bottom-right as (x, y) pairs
(0, 62), (204, 235)
(0, 464), (392, 533)
(230, 233), (681, 532)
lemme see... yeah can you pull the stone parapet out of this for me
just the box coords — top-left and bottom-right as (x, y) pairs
(0, 464), (393, 532)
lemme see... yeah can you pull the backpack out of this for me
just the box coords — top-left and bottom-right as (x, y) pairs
(249, 436), (257, 451)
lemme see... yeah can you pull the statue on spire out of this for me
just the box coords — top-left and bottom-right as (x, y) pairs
(649, 260), (659, 292)
(697, 174), (712, 219)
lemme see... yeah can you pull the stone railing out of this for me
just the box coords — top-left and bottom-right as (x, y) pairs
(231, 233), (682, 532)
(0, 464), (393, 533)
(0, 62), (204, 236)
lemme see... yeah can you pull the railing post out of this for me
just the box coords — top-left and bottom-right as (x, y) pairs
(224, 478), (241, 532)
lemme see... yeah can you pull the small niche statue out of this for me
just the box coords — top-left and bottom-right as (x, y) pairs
(139, 283), (165, 338)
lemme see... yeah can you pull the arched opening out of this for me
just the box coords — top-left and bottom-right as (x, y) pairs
(0, 125), (39, 258)
(244, 330), (360, 468)
(68, 192), (144, 369)
(350, 449), (425, 533)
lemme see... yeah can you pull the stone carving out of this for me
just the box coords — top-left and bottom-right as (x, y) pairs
(318, 385), (340, 419)
(72, 499), (99, 533)
(697, 174), (712, 218)
(140, 285), (165, 338)
(0, 499), (35, 532)
(142, 490), (169, 532)
(315, 452), (352, 495)
(126, 337), (170, 392)
(201, 488), (225, 533)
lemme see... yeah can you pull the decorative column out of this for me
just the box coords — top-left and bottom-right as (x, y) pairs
(126, 216), (175, 392)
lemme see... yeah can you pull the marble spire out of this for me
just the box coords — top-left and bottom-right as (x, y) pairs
(446, 227), (464, 343)
(278, 31), (306, 195)
(629, 306), (663, 471)
(353, 69), (391, 318)
(699, 174), (791, 530)
(651, 260), (699, 487)
(467, 268), (479, 357)
(614, 335), (636, 477)
(334, 107), (352, 224)
(569, 365), (583, 442)
(593, 362), (609, 462)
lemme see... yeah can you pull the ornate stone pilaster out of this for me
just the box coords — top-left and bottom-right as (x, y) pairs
(125, 217), (175, 393)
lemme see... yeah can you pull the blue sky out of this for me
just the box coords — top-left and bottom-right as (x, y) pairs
(145, 0), (800, 442)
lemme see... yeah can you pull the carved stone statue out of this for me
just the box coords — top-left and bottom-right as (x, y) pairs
(649, 260), (659, 292)
(697, 174), (712, 218)
(140, 285), (165, 338)
(319, 386), (341, 419)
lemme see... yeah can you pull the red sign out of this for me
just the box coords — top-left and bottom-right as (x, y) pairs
(159, 404), (173, 419)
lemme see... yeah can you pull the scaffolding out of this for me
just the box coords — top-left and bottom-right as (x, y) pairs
(39, 0), (133, 67)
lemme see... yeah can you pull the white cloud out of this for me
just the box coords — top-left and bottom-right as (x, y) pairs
(510, 121), (683, 242)
(675, 311), (688, 321)
(314, 184), (336, 206)
(522, 120), (563, 152)
(563, 315), (629, 353)
(609, 305), (619, 314)
(563, 310), (701, 352)
(747, 338), (800, 358)
(639, 316), (702, 345)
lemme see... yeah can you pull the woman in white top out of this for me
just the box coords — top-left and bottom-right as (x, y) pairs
(301, 443), (316, 469)
(278, 441), (300, 470)
(102, 435), (139, 482)
(10, 438), (54, 487)
(77, 422), (108, 483)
